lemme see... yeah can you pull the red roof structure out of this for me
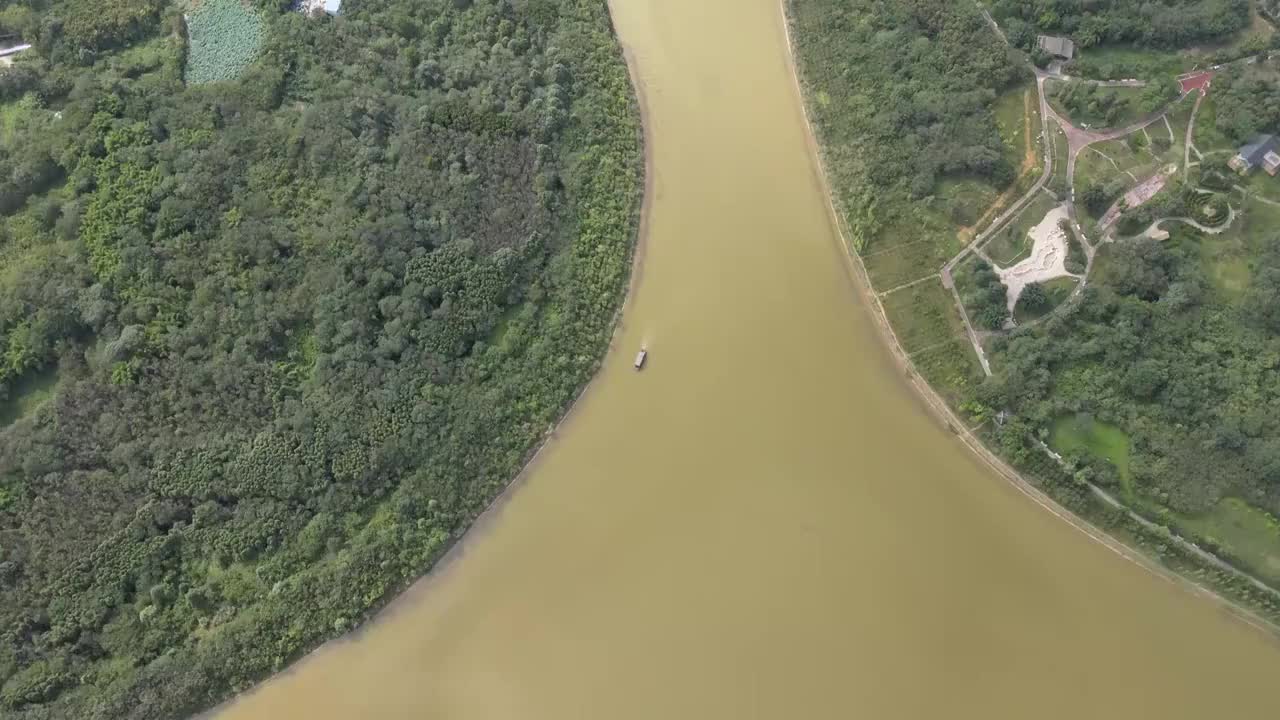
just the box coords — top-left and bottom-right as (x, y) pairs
(1179, 71), (1213, 95)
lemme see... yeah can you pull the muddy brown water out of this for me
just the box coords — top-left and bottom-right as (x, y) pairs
(215, 1), (1280, 717)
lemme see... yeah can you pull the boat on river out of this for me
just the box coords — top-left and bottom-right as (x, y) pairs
(634, 348), (647, 370)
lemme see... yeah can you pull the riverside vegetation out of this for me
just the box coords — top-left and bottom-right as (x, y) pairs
(0, 0), (641, 717)
(791, 0), (1280, 625)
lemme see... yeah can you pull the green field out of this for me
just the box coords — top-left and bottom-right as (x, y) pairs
(1013, 275), (1077, 323)
(1192, 92), (1234, 153)
(1187, 196), (1280, 299)
(0, 366), (60, 427)
(993, 83), (1040, 179)
(1177, 498), (1280, 585)
(1072, 147), (1127, 224)
(1050, 413), (1133, 493)
(861, 214), (964, 289)
(1096, 136), (1171, 178)
(1165, 92), (1196, 150)
(1195, 223), (1252, 300)
(1229, 195), (1280, 251)
(911, 337), (984, 409)
(881, 277), (967, 355)
(1047, 121), (1070, 197)
(1236, 168), (1280, 204)
(1070, 44), (1194, 81)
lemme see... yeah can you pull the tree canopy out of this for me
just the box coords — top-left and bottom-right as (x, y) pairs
(788, 0), (1023, 247)
(992, 0), (1250, 49)
(0, 0), (641, 717)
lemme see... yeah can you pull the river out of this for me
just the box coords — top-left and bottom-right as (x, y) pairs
(215, 0), (1280, 717)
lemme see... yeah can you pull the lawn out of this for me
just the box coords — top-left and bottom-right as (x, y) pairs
(0, 366), (60, 427)
(1073, 145), (1124, 191)
(982, 192), (1059, 266)
(1093, 136), (1169, 178)
(1164, 92), (1196, 149)
(880, 277), (967, 355)
(1192, 93), (1235, 153)
(1013, 275), (1077, 323)
(1046, 120), (1070, 197)
(993, 82), (1040, 180)
(1232, 195), (1280, 252)
(1186, 196), (1280, 298)
(861, 212), (965, 290)
(1236, 168), (1280, 204)
(1176, 498), (1280, 586)
(1190, 214), (1252, 300)
(1069, 44), (1194, 81)
(1050, 413), (1133, 494)
(910, 338), (983, 409)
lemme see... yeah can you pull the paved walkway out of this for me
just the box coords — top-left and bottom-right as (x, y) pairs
(1184, 92), (1204, 180)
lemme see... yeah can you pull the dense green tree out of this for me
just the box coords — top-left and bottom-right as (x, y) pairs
(0, 0), (642, 717)
(1212, 67), (1280, 142)
(990, 0), (1249, 49)
(1081, 183), (1112, 216)
(963, 261), (1009, 330)
(1020, 282), (1049, 311)
(789, 0), (1022, 248)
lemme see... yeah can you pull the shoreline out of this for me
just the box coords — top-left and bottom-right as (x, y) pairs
(200, 4), (1277, 714)
(199, 20), (656, 719)
(776, 0), (1280, 641)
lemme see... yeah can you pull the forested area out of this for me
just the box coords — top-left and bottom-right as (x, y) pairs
(982, 230), (1280, 518)
(0, 0), (641, 717)
(788, 0), (1022, 249)
(959, 261), (1009, 330)
(1211, 69), (1280, 141)
(992, 0), (1250, 50)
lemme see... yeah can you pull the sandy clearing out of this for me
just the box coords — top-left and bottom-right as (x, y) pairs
(995, 204), (1076, 311)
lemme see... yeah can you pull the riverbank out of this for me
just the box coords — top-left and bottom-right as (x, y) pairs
(197, 24), (652, 720)
(206, 1), (1280, 716)
(779, 0), (1280, 639)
